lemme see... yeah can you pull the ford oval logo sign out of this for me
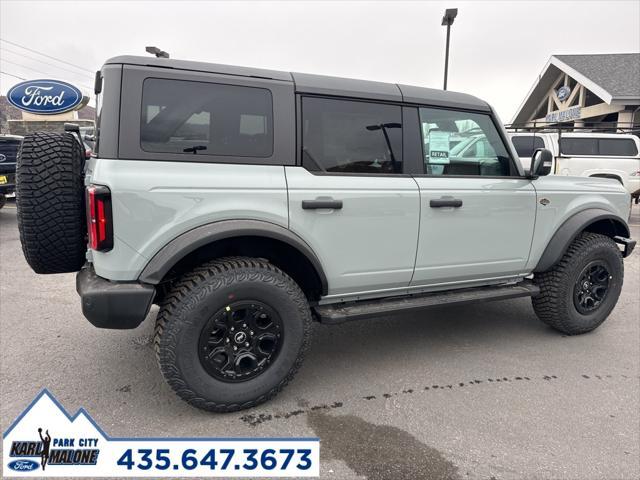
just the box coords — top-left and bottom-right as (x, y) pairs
(556, 85), (571, 102)
(7, 79), (83, 115)
(8, 459), (39, 472)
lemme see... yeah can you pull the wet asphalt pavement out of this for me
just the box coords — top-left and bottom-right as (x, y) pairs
(1, 202), (639, 479)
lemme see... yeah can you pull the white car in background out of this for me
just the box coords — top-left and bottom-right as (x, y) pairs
(508, 132), (640, 202)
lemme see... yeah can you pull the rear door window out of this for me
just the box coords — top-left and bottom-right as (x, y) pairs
(141, 78), (273, 157)
(510, 136), (545, 157)
(301, 96), (403, 174)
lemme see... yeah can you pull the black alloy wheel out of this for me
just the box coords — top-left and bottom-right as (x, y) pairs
(573, 261), (611, 314)
(198, 301), (283, 382)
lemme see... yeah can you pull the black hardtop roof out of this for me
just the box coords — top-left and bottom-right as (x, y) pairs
(105, 55), (491, 112)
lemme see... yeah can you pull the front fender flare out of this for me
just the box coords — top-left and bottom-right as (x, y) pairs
(139, 219), (328, 295)
(534, 208), (631, 273)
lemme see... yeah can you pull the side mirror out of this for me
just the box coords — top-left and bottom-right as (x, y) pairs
(528, 148), (553, 179)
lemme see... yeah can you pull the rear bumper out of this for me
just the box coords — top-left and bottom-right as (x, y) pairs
(76, 265), (155, 329)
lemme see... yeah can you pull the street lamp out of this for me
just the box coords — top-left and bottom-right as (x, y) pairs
(441, 8), (458, 90)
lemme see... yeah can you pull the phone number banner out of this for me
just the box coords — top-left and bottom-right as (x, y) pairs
(3, 390), (319, 477)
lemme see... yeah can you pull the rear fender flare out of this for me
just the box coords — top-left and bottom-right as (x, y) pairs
(138, 219), (328, 295)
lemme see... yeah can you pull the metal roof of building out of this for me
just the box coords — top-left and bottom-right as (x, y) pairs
(105, 55), (490, 111)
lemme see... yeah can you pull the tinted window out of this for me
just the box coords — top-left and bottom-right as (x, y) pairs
(301, 97), (403, 174)
(419, 107), (513, 176)
(511, 136), (545, 157)
(599, 138), (638, 156)
(141, 78), (273, 157)
(561, 138), (598, 155)
(560, 137), (639, 156)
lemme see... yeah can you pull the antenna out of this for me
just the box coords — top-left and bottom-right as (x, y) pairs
(145, 46), (169, 58)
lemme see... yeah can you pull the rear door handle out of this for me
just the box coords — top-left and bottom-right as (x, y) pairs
(302, 199), (343, 210)
(430, 197), (463, 208)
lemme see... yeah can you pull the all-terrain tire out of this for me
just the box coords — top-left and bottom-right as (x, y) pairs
(532, 232), (623, 335)
(154, 257), (312, 412)
(0, 194), (6, 209)
(16, 132), (86, 274)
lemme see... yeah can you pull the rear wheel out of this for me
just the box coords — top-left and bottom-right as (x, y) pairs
(532, 232), (623, 335)
(0, 194), (6, 210)
(16, 132), (86, 274)
(154, 257), (312, 412)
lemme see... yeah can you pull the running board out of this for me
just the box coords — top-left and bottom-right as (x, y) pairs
(313, 280), (540, 324)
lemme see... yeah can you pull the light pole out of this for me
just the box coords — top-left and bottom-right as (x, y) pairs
(441, 8), (458, 90)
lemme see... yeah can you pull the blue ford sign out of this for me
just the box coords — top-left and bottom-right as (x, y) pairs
(8, 459), (39, 472)
(7, 79), (83, 115)
(556, 85), (571, 102)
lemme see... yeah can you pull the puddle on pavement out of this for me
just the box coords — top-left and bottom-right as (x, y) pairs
(308, 411), (461, 480)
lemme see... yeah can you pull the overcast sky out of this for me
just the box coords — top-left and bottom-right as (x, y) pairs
(1, 0), (639, 121)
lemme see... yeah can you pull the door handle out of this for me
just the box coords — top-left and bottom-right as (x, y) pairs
(302, 199), (343, 210)
(430, 197), (463, 208)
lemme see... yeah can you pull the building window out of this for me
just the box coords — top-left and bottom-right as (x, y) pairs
(301, 97), (403, 174)
(140, 78), (273, 157)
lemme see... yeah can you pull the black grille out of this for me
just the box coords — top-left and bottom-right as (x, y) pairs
(0, 140), (22, 165)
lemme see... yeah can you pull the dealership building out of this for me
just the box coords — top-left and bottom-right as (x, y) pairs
(0, 95), (94, 135)
(511, 53), (640, 131)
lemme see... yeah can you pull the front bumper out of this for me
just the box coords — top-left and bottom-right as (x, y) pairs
(0, 172), (15, 194)
(76, 265), (155, 329)
(614, 236), (636, 258)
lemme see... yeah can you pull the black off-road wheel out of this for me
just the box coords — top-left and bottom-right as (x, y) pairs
(16, 132), (86, 274)
(154, 257), (312, 412)
(532, 232), (624, 335)
(0, 194), (6, 210)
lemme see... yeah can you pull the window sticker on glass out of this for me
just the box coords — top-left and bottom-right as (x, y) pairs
(429, 131), (450, 164)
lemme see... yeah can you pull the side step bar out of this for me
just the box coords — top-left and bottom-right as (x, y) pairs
(313, 280), (540, 324)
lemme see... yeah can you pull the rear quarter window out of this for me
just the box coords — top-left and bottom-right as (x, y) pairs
(140, 78), (273, 158)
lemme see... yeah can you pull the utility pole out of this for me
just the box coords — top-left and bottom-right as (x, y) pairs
(441, 8), (458, 90)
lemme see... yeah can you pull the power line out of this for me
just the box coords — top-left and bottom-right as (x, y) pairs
(1, 47), (94, 79)
(0, 38), (94, 74)
(1, 70), (26, 80)
(0, 59), (92, 90)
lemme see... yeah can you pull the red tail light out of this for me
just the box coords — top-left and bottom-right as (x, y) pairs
(86, 185), (113, 251)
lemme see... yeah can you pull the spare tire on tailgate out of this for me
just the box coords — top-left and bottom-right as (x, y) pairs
(17, 132), (87, 274)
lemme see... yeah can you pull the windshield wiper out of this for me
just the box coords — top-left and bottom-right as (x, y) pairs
(183, 145), (207, 154)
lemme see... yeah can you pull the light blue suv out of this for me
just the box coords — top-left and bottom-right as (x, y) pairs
(16, 56), (635, 412)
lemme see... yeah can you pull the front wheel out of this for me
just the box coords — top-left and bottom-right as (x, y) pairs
(154, 257), (312, 412)
(532, 232), (624, 335)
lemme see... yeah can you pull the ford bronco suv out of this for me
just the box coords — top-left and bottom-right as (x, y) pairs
(16, 56), (636, 412)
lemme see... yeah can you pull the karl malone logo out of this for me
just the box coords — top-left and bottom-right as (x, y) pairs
(9, 427), (99, 471)
(7, 79), (83, 115)
(4, 389), (102, 475)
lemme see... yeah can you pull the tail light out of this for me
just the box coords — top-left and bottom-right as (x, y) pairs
(86, 185), (113, 251)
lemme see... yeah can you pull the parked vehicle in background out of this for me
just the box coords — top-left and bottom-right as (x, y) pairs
(14, 55), (636, 412)
(0, 134), (23, 209)
(508, 131), (640, 202)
